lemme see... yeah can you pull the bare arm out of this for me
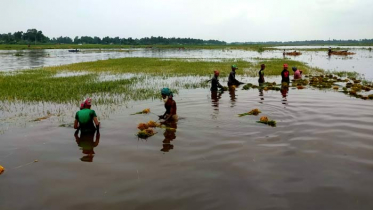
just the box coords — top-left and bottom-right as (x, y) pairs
(93, 117), (100, 130)
(74, 119), (79, 129)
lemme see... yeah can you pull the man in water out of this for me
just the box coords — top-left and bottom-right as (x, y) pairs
(258, 64), (265, 84)
(74, 98), (100, 132)
(292, 66), (302, 80)
(281, 64), (290, 84)
(227, 64), (244, 87)
(211, 70), (223, 92)
(159, 88), (178, 122)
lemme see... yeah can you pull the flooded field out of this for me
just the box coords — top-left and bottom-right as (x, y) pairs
(0, 47), (373, 209)
(1, 82), (373, 209)
(1, 46), (372, 80)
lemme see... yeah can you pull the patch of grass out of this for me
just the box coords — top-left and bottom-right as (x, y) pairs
(0, 57), (325, 103)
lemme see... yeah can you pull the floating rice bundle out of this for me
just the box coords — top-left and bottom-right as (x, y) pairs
(238, 109), (261, 117)
(147, 120), (161, 128)
(131, 108), (150, 115)
(222, 86), (228, 91)
(137, 123), (149, 130)
(242, 83), (253, 90)
(257, 116), (276, 127)
(0, 165), (4, 175)
(137, 128), (156, 139)
(368, 95), (373, 99)
(297, 85), (305, 89)
(333, 86), (339, 90)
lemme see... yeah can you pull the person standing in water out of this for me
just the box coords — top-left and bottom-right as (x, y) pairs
(258, 64), (265, 84)
(281, 64), (290, 84)
(159, 88), (178, 122)
(227, 64), (244, 87)
(292, 67), (302, 80)
(211, 70), (223, 92)
(74, 98), (100, 132)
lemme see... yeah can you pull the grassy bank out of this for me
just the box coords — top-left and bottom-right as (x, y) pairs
(0, 57), (320, 103)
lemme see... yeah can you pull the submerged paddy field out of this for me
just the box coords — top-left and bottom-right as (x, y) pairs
(1, 48), (373, 210)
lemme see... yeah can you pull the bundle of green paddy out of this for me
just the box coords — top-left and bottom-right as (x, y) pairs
(131, 108), (150, 115)
(309, 75), (335, 89)
(257, 116), (276, 127)
(137, 128), (156, 139)
(238, 108), (261, 117)
(242, 83), (253, 90)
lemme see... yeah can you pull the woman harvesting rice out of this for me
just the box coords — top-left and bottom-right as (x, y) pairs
(159, 88), (178, 122)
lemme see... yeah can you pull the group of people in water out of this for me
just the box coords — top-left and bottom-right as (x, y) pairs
(73, 64), (302, 159)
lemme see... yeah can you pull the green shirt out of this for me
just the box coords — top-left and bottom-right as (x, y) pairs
(75, 109), (97, 132)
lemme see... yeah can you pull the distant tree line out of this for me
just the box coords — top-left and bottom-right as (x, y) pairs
(0, 29), (226, 45)
(232, 39), (373, 45)
(1, 29), (372, 45)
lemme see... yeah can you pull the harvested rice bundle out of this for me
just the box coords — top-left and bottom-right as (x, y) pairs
(238, 109), (261, 117)
(131, 108), (151, 115)
(147, 120), (160, 128)
(137, 123), (149, 130)
(0, 165), (4, 175)
(257, 116), (276, 127)
(137, 128), (156, 139)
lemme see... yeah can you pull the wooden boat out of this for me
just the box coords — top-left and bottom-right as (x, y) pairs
(328, 51), (355, 55)
(285, 51), (302, 56)
(68, 49), (80, 52)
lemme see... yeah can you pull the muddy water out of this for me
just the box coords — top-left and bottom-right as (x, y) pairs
(1, 81), (373, 209)
(1, 47), (372, 80)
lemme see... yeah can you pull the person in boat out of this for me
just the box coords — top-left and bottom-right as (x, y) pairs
(227, 64), (244, 87)
(74, 98), (100, 132)
(292, 66), (302, 80)
(281, 64), (290, 84)
(258, 64), (265, 84)
(159, 88), (178, 122)
(211, 70), (223, 92)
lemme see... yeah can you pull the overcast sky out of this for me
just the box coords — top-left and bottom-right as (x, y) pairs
(1, 0), (372, 42)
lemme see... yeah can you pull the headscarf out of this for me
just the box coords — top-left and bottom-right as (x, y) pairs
(161, 88), (173, 98)
(292, 67), (297, 71)
(82, 97), (92, 108)
(214, 70), (220, 76)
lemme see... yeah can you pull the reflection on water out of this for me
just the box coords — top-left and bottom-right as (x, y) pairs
(229, 88), (237, 107)
(281, 82), (289, 104)
(74, 129), (100, 162)
(161, 122), (177, 153)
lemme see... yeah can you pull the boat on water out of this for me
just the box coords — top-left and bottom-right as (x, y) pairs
(328, 51), (355, 55)
(68, 49), (80, 52)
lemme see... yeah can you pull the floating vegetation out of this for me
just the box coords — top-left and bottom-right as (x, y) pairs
(257, 116), (276, 127)
(137, 123), (149, 131)
(238, 109), (261, 117)
(222, 86), (228, 91)
(0, 165), (4, 175)
(132, 108), (150, 115)
(137, 128), (156, 139)
(147, 120), (161, 128)
(14, 52), (23, 56)
(242, 83), (253, 90)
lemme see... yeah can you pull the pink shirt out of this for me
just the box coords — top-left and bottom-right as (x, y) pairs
(294, 70), (302, 79)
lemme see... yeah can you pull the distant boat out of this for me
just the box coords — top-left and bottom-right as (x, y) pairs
(68, 49), (80, 52)
(328, 51), (355, 55)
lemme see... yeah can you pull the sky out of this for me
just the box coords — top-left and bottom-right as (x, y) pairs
(1, 0), (372, 42)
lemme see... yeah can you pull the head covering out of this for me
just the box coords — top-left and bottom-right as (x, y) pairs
(214, 70), (220, 76)
(292, 67), (297, 71)
(161, 88), (173, 97)
(231, 64), (238, 69)
(283, 64), (288, 68)
(261, 64), (265, 68)
(82, 98), (91, 108)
